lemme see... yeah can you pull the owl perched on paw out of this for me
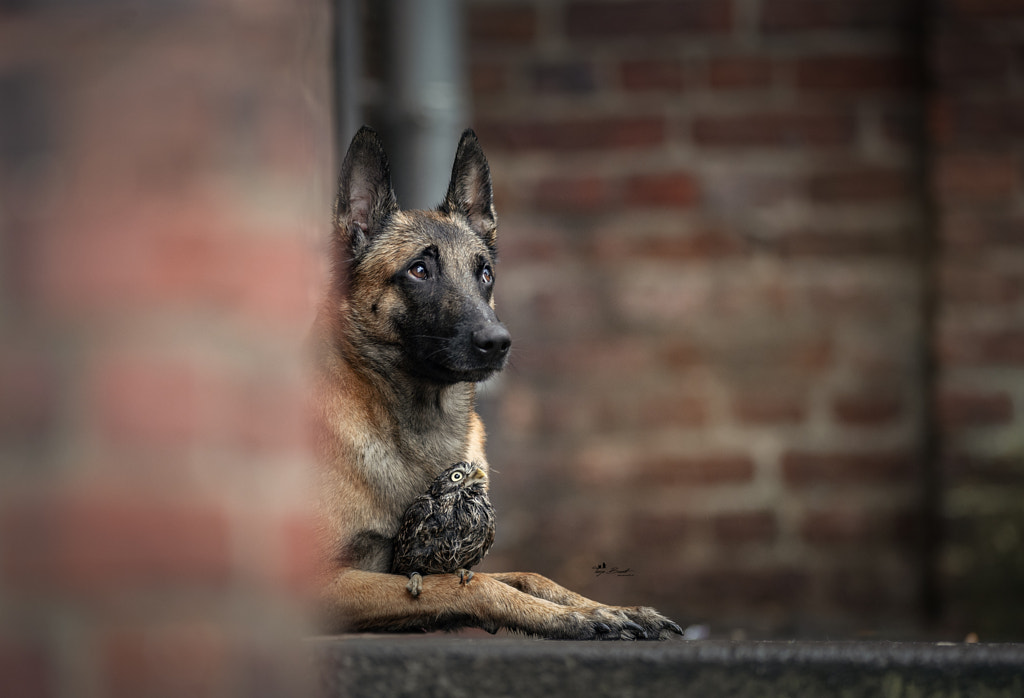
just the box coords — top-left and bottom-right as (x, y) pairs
(391, 462), (496, 598)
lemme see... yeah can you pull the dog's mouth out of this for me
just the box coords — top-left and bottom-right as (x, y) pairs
(407, 334), (510, 385)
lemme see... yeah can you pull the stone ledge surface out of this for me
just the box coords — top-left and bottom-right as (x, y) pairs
(313, 635), (1024, 698)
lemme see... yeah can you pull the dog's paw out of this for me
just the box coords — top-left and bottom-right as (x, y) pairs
(571, 606), (683, 641)
(405, 572), (423, 598)
(613, 606), (685, 640)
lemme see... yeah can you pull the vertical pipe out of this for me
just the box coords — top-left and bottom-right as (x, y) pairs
(333, 0), (363, 169)
(386, 0), (468, 209)
(909, 0), (942, 628)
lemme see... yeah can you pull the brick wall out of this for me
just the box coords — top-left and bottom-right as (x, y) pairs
(931, 0), (1024, 638)
(463, 0), (1020, 639)
(0, 2), (328, 695)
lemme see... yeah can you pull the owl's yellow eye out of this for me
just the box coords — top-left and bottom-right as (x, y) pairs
(450, 471), (464, 482)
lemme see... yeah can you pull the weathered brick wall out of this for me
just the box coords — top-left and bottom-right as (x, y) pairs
(466, 0), (938, 637)
(0, 2), (328, 695)
(931, 0), (1024, 638)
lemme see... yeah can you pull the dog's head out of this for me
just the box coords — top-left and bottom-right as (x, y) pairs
(331, 127), (510, 385)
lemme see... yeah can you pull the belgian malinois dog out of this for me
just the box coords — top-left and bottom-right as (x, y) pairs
(311, 126), (682, 639)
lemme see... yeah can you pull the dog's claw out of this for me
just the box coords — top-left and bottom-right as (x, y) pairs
(624, 620), (646, 638)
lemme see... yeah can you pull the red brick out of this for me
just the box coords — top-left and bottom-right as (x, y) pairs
(801, 508), (917, 545)
(708, 56), (774, 89)
(478, 117), (666, 152)
(825, 566), (916, 614)
(939, 328), (1024, 366)
(470, 62), (506, 94)
(93, 356), (207, 447)
(932, 33), (1012, 88)
(712, 511), (778, 544)
(760, 0), (915, 32)
(620, 59), (685, 91)
(657, 340), (706, 368)
(0, 348), (56, 441)
(636, 394), (709, 428)
(531, 61), (598, 94)
(771, 229), (916, 259)
(623, 172), (700, 208)
(221, 377), (307, 454)
(795, 54), (917, 92)
(935, 99), (1024, 148)
(938, 390), (1014, 428)
(565, 0), (731, 38)
(592, 228), (744, 262)
(808, 168), (913, 202)
(467, 3), (538, 46)
(103, 622), (231, 698)
(532, 176), (617, 213)
(638, 455), (755, 486)
(36, 208), (313, 325)
(668, 568), (809, 607)
(733, 393), (806, 425)
(940, 265), (1024, 305)
(692, 110), (855, 148)
(627, 512), (696, 543)
(936, 154), (1020, 201)
(91, 354), (305, 453)
(785, 337), (835, 371)
(949, 0), (1024, 17)
(0, 638), (52, 698)
(781, 451), (917, 487)
(832, 394), (904, 426)
(1, 492), (232, 593)
(944, 454), (1024, 486)
(940, 212), (1024, 253)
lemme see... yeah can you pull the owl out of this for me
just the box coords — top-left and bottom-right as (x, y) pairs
(391, 461), (496, 598)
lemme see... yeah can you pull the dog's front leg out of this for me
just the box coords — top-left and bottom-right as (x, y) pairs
(490, 571), (683, 640)
(323, 568), (667, 640)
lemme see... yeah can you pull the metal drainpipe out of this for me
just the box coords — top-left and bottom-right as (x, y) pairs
(333, 0), (363, 170)
(385, 0), (468, 210)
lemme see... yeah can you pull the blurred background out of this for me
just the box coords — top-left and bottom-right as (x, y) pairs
(1, 0), (1023, 694)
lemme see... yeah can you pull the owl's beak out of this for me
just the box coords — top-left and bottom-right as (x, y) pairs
(470, 466), (486, 481)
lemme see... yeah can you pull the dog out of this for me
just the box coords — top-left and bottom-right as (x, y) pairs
(310, 126), (682, 639)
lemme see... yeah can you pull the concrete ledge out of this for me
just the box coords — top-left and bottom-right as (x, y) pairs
(313, 635), (1024, 698)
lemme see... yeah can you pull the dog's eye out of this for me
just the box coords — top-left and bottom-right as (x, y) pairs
(481, 266), (493, 285)
(450, 471), (463, 482)
(408, 262), (428, 280)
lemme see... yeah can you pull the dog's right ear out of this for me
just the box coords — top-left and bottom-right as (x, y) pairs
(332, 126), (398, 259)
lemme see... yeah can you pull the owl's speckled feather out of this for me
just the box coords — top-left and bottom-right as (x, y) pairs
(390, 462), (495, 596)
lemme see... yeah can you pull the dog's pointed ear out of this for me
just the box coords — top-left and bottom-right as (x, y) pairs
(333, 126), (398, 258)
(440, 129), (497, 253)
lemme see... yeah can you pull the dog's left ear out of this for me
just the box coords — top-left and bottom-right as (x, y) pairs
(440, 129), (497, 253)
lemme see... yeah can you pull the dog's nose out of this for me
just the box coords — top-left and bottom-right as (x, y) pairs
(472, 324), (511, 359)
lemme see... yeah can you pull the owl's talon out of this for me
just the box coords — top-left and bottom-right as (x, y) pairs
(406, 572), (423, 598)
(457, 569), (474, 585)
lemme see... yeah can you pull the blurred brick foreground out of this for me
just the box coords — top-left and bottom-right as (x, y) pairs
(0, 1), (329, 696)
(3, 0), (1024, 695)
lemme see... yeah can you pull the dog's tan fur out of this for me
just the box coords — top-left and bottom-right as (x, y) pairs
(311, 127), (681, 639)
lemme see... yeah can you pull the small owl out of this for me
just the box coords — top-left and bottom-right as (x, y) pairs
(391, 461), (496, 598)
